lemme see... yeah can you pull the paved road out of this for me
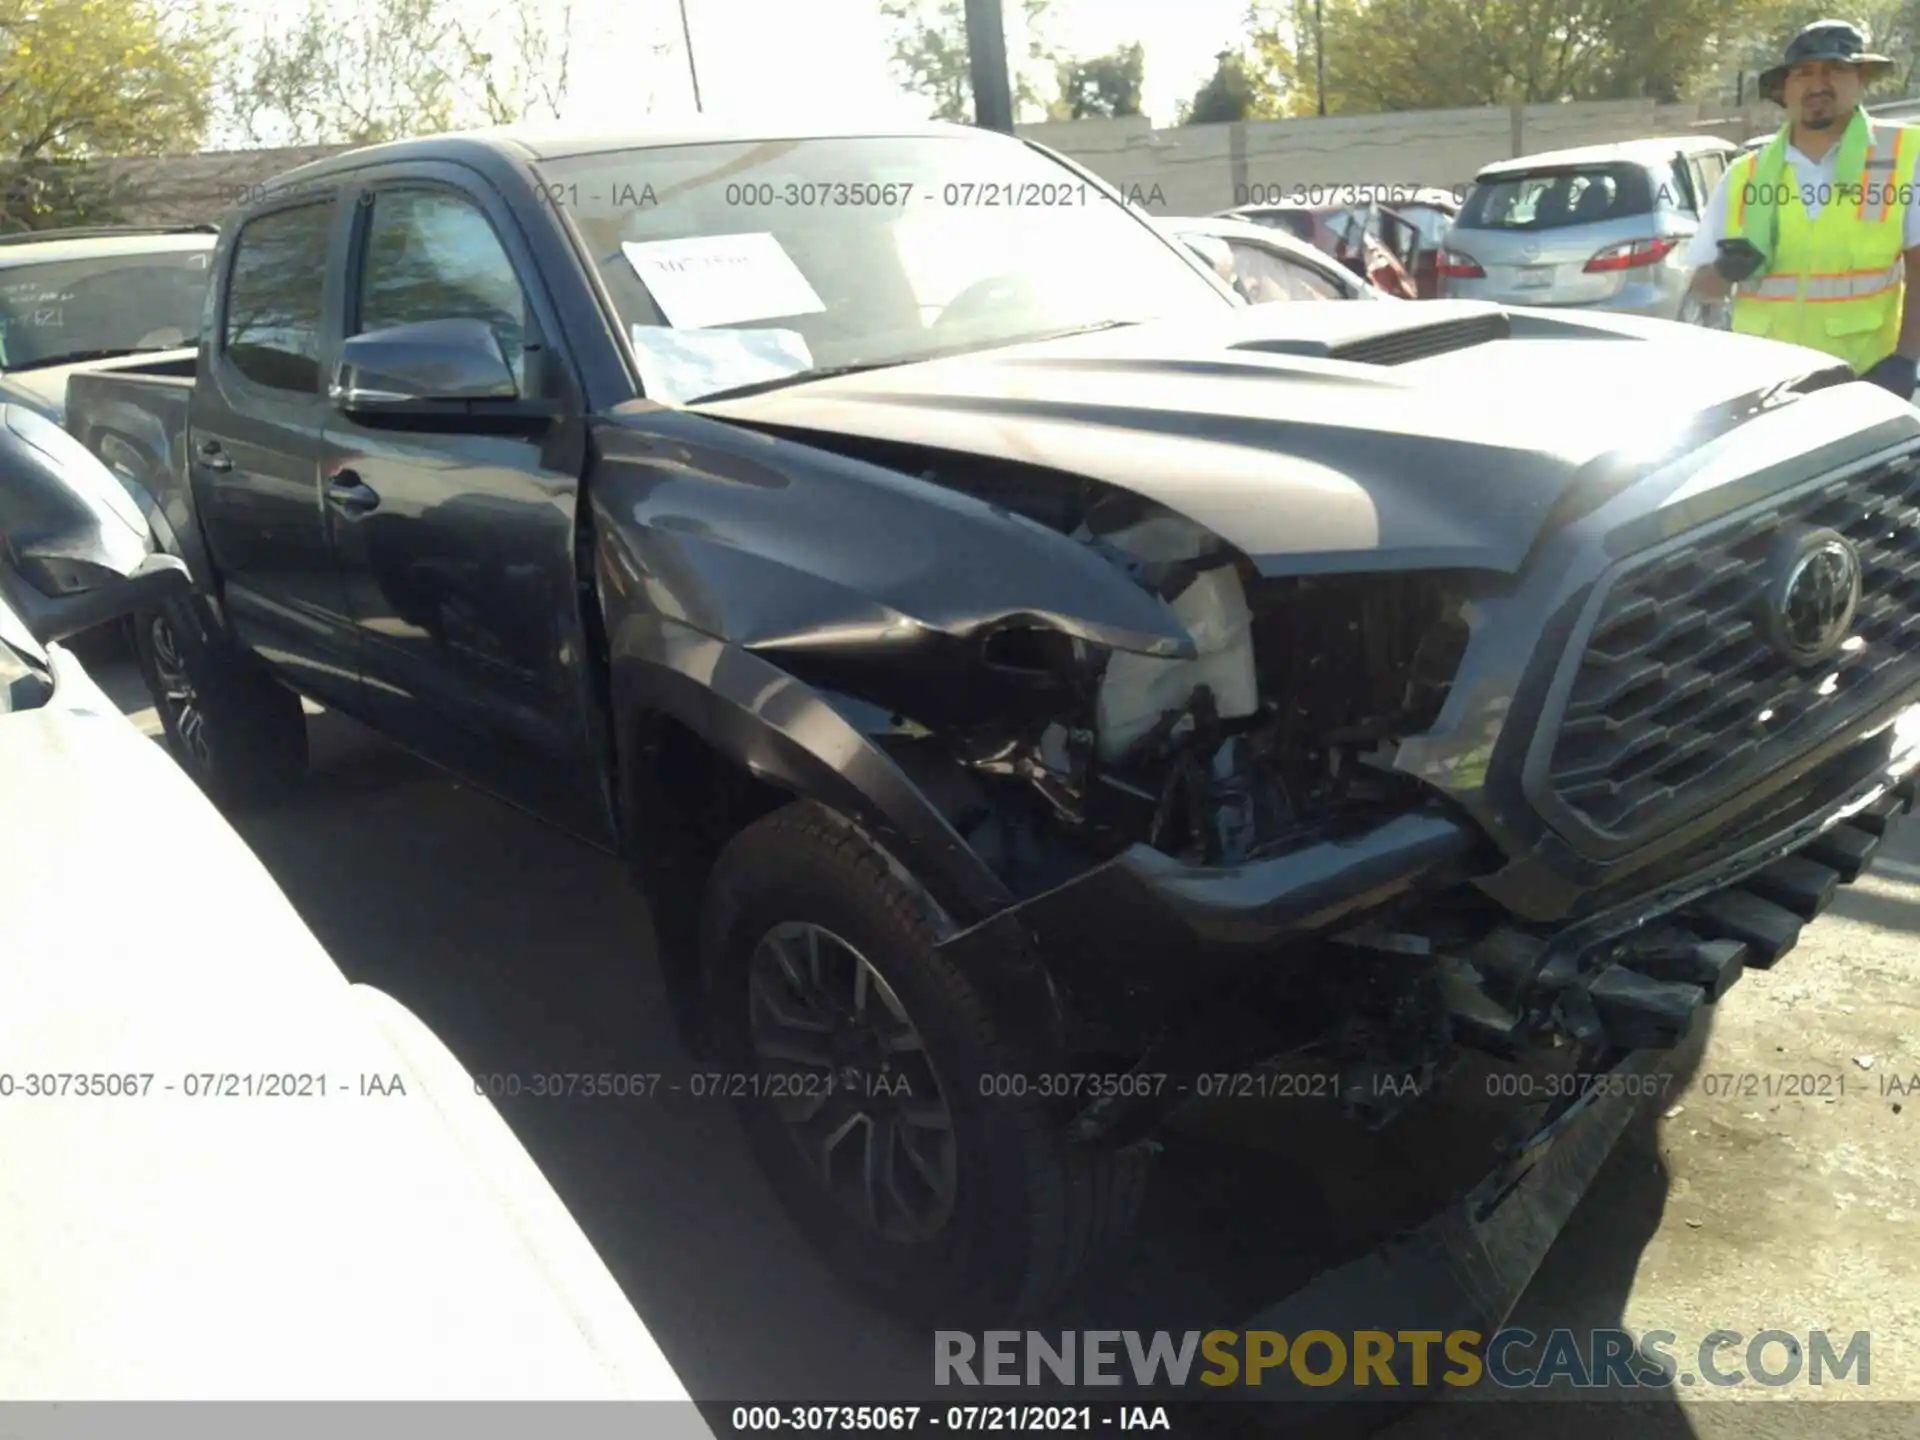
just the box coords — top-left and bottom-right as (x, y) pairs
(90, 646), (1920, 1437)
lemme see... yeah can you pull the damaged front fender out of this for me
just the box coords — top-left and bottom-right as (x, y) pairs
(603, 612), (1019, 928)
(591, 408), (1197, 663)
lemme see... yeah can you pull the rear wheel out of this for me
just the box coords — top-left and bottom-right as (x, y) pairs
(702, 801), (1151, 1324)
(133, 596), (307, 809)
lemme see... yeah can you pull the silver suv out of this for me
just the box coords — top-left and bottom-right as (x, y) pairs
(1437, 137), (1738, 318)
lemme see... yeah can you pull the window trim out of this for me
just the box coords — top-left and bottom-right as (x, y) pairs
(338, 166), (574, 409)
(215, 196), (339, 399)
(346, 181), (534, 386)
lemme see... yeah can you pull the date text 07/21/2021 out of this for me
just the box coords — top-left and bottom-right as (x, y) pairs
(10, 1068), (1913, 1104)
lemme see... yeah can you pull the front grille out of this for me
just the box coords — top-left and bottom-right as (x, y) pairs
(1542, 450), (1920, 843)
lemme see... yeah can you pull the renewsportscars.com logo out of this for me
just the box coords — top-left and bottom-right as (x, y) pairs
(934, 1329), (1872, 1391)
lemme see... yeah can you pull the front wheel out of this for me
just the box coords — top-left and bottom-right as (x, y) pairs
(701, 801), (1151, 1324)
(132, 596), (308, 809)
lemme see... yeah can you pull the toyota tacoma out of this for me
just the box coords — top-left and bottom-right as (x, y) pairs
(63, 122), (1920, 1326)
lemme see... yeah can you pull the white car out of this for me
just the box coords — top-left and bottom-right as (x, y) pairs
(1158, 215), (1383, 303)
(0, 407), (711, 1423)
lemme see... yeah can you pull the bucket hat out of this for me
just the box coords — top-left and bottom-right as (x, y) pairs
(1760, 20), (1896, 105)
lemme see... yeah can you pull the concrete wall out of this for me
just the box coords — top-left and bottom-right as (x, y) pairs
(2, 95), (1888, 229)
(1013, 100), (1788, 216)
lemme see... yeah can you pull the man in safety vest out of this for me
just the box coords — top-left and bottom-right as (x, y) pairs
(1684, 20), (1920, 399)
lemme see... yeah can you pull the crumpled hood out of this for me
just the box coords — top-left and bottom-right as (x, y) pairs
(697, 301), (1854, 575)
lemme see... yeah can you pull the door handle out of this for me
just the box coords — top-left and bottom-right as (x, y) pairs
(326, 469), (381, 515)
(196, 439), (232, 473)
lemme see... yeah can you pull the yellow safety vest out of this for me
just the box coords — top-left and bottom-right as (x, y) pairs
(1724, 120), (1918, 373)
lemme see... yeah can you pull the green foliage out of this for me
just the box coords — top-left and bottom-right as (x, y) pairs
(0, 0), (220, 227)
(879, 0), (1059, 122)
(221, 0), (575, 147)
(1236, 0), (1798, 116)
(1051, 41), (1145, 119)
(0, 158), (139, 232)
(1182, 50), (1286, 123)
(0, 0), (217, 159)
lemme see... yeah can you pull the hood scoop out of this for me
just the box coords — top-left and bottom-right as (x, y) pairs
(1229, 310), (1512, 367)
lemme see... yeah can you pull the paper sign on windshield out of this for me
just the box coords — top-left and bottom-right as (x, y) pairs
(628, 325), (813, 405)
(621, 233), (826, 330)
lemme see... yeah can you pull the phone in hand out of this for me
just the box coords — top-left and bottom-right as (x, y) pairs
(1714, 238), (1766, 283)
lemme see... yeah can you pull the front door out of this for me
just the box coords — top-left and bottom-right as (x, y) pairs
(319, 173), (604, 838)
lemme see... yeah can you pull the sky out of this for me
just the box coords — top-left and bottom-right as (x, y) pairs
(551, 0), (1258, 131)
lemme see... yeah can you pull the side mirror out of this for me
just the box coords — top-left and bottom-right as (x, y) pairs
(329, 318), (556, 428)
(0, 549), (190, 646)
(0, 402), (193, 644)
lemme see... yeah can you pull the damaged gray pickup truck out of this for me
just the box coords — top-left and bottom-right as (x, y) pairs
(66, 121), (1920, 1328)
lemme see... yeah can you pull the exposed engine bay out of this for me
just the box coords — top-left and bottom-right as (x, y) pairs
(928, 475), (1474, 879)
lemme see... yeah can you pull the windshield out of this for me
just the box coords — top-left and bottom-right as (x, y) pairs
(534, 135), (1231, 403)
(0, 249), (213, 370)
(1457, 164), (1655, 231)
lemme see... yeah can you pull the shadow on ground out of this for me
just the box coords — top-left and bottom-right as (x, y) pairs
(124, 683), (1719, 1438)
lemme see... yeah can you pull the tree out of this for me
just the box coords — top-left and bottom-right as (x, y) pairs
(879, 0), (1058, 122)
(0, 0), (217, 158)
(221, 0), (578, 148)
(449, 0), (576, 126)
(1051, 41), (1145, 119)
(0, 0), (222, 229)
(1181, 49), (1286, 123)
(1243, 0), (1792, 115)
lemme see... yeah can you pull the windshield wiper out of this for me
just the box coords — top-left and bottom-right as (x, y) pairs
(6, 343), (193, 372)
(1001, 319), (1139, 346)
(688, 321), (1141, 405)
(693, 359), (912, 404)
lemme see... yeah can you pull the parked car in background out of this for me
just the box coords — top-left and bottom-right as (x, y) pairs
(1160, 215), (1383, 302)
(1221, 200), (1419, 297)
(1224, 190), (1459, 298)
(0, 417), (707, 1418)
(1365, 188), (1460, 298)
(0, 226), (219, 424)
(1437, 136), (1739, 317)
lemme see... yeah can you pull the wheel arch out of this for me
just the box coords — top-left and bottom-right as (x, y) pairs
(606, 616), (1028, 1051)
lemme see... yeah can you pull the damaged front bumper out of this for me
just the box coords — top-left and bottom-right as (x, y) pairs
(941, 701), (1920, 1153)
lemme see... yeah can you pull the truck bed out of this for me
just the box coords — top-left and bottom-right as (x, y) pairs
(65, 353), (197, 513)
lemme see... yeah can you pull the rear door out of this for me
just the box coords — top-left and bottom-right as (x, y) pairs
(1445, 161), (1667, 304)
(1683, 148), (1730, 219)
(188, 197), (361, 709)
(319, 164), (606, 839)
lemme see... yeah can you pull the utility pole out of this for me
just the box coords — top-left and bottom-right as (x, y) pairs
(965, 0), (1016, 133)
(678, 0), (704, 112)
(1314, 0), (1326, 116)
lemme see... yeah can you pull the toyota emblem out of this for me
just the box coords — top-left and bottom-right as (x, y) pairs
(1766, 530), (1862, 665)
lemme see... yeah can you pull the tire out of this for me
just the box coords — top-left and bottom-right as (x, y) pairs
(701, 800), (1152, 1325)
(132, 594), (308, 809)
